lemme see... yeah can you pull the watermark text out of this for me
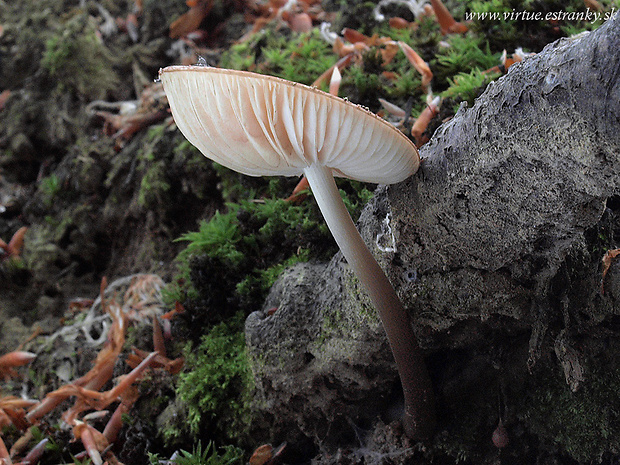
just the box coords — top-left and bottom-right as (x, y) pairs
(464, 7), (618, 24)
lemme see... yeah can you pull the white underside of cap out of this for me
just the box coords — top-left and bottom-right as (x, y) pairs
(160, 66), (419, 184)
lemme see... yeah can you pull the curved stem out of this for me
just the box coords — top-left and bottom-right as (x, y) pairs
(303, 163), (436, 439)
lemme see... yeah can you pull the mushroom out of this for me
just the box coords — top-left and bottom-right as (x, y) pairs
(159, 65), (435, 439)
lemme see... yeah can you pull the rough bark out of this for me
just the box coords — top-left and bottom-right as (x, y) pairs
(245, 14), (620, 461)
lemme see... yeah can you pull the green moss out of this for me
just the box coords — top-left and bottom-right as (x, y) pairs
(220, 29), (336, 87)
(148, 441), (243, 465)
(432, 35), (499, 85)
(22, 222), (66, 275)
(464, 0), (617, 52)
(326, 0), (382, 34)
(441, 69), (501, 107)
(174, 314), (253, 441)
(466, 0), (519, 48)
(41, 13), (118, 99)
(138, 160), (171, 207)
(219, 41), (256, 71)
(518, 364), (620, 461)
(165, 176), (376, 315)
(135, 125), (172, 208)
(165, 193), (327, 305)
(218, 5), (510, 122)
(346, 64), (384, 102)
(0, 255), (29, 284)
(177, 208), (245, 268)
(236, 248), (311, 298)
(341, 181), (374, 218)
(39, 174), (61, 207)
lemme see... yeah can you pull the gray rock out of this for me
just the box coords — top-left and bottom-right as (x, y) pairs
(245, 14), (620, 454)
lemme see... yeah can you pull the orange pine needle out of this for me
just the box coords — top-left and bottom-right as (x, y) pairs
(328, 66), (341, 96)
(0, 351), (36, 369)
(411, 98), (440, 147)
(7, 226), (27, 257)
(20, 438), (48, 465)
(389, 17), (410, 29)
(9, 427), (34, 458)
(27, 301), (126, 423)
(285, 176), (310, 203)
(601, 248), (620, 294)
(312, 54), (353, 88)
(162, 301), (185, 320)
(249, 444), (273, 465)
(0, 226), (27, 260)
(169, 1), (213, 39)
(332, 37), (352, 57)
(0, 410), (11, 430)
(584, 0), (602, 11)
(97, 351), (158, 407)
(103, 403), (129, 444)
(73, 422), (107, 465)
(398, 41), (432, 89)
(0, 89), (11, 112)
(430, 0), (468, 34)
(100, 276), (108, 300)
(0, 351), (36, 380)
(127, 348), (184, 375)
(286, 12), (312, 33)
(342, 27), (371, 44)
(380, 41), (399, 66)
(0, 396), (38, 411)
(152, 316), (166, 357)
(378, 98), (406, 118)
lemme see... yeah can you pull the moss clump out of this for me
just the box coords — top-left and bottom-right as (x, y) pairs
(104, 123), (218, 221)
(166, 195), (332, 326)
(173, 314), (253, 442)
(518, 362), (620, 462)
(441, 68), (501, 108)
(138, 160), (171, 208)
(220, 28), (337, 86)
(41, 13), (118, 100)
(432, 35), (498, 85)
(166, 175), (374, 327)
(38, 174), (62, 207)
(148, 441), (243, 465)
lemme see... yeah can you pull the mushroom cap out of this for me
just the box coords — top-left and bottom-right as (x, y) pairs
(159, 66), (420, 184)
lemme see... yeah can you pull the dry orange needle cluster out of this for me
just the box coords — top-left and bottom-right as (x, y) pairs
(0, 276), (184, 465)
(170, 0), (328, 44)
(239, 0), (326, 40)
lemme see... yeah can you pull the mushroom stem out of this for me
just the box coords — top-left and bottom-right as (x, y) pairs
(303, 163), (436, 439)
